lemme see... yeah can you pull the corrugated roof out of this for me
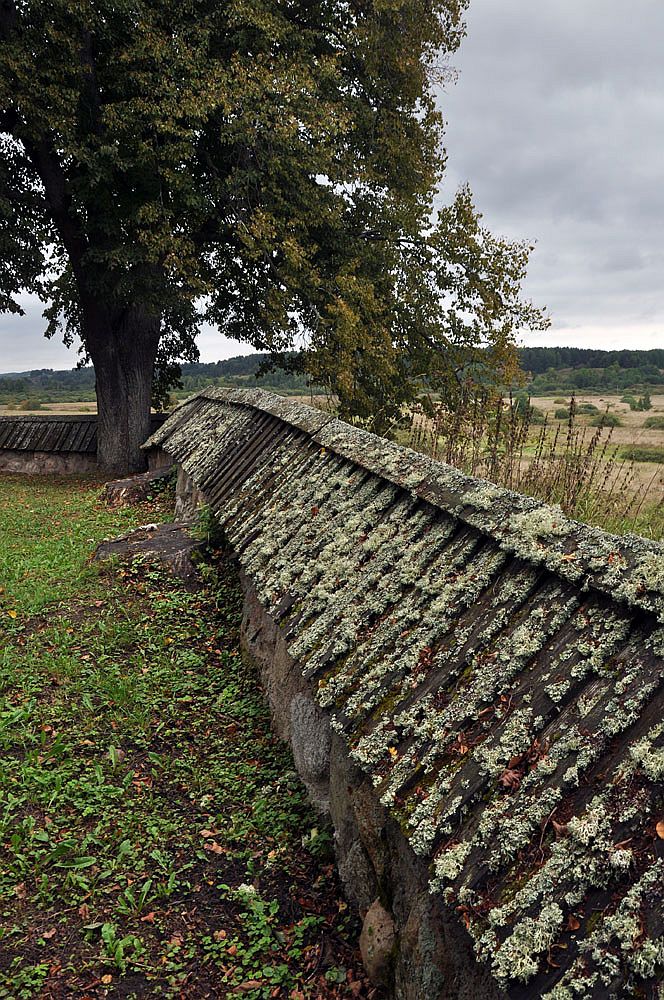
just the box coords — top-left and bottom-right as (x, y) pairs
(0, 414), (166, 454)
(146, 388), (664, 999)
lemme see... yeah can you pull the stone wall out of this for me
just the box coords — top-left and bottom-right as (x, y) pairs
(145, 388), (664, 1000)
(0, 414), (168, 475)
(0, 448), (98, 474)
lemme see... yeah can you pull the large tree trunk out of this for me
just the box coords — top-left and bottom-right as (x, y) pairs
(85, 305), (161, 476)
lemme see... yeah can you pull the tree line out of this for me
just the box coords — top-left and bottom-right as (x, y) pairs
(3, 346), (663, 405)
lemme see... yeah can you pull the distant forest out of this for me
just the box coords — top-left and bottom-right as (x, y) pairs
(519, 346), (664, 393)
(1, 345), (663, 403)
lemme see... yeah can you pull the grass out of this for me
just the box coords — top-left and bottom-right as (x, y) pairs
(0, 476), (372, 999)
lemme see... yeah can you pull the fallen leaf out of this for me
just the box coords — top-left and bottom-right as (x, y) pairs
(204, 841), (224, 854)
(656, 819), (664, 840)
(43, 927), (57, 940)
(78, 903), (90, 920)
(567, 915), (580, 931)
(498, 768), (522, 791)
(234, 980), (263, 991)
(6, 610), (17, 619)
(101, 974), (112, 984)
(140, 911), (156, 923)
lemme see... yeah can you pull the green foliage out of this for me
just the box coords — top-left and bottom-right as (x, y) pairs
(623, 393), (653, 412)
(554, 408), (570, 420)
(644, 416), (664, 430)
(576, 403), (599, 414)
(0, 0), (546, 451)
(590, 412), (621, 427)
(620, 446), (664, 464)
(523, 348), (664, 396)
(513, 392), (545, 424)
(193, 503), (226, 550)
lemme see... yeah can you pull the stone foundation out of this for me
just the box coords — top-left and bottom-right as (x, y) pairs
(0, 449), (99, 475)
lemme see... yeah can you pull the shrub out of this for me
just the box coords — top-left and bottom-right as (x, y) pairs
(577, 403), (599, 414)
(590, 413), (621, 427)
(644, 416), (664, 430)
(16, 398), (41, 411)
(553, 398), (567, 405)
(554, 408), (570, 420)
(623, 393), (652, 411)
(620, 446), (664, 464)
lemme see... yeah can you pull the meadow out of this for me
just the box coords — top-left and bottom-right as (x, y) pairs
(0, 476), (371, 999)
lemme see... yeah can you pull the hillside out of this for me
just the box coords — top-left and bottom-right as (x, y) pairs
(1, 345), (663, 405)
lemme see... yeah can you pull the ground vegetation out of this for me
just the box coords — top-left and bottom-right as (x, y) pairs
(0, 476), (374, 999)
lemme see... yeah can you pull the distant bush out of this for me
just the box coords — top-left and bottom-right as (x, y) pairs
(623, 392), (652, 411)
(554, 408), (570, 420)
(590, 413), (621, 427)
(16, 398), (41, 411)
(643, 416), (664, 430)
(554, 397), (567, 405)
(620, 446), (664, 463)
(577, 403), (600, 414)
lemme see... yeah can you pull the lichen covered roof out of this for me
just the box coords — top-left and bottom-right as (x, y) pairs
(146, 388), (664, 999)
(0, 414), (166, 455)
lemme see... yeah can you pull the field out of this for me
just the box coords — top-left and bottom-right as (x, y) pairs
(0, 402), (98, 415)
(0, 477), (372, 999)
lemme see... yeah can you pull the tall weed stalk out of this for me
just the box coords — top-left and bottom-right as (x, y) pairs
(405, 391), (661, 537)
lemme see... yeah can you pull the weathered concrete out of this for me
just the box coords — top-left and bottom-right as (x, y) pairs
(93, 522), (204, 582)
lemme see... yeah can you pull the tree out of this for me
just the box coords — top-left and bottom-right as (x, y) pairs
(0, 0), (547, 472)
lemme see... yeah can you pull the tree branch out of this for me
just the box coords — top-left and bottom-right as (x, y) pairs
(21, 135), (88, 275)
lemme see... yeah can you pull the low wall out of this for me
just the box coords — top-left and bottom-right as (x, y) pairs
(145, 388), (664, 1000)
(0, 414), (168, 475)
(241, 572), (500, 998)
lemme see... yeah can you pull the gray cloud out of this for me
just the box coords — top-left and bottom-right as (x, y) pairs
(438, 0), (664, 347)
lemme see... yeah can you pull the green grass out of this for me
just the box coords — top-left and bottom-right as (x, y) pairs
(0, 476), (161, 613)
(0, 477), (368, 999)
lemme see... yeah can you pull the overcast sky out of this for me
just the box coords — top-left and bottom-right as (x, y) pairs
(1, 0), (663, 373)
